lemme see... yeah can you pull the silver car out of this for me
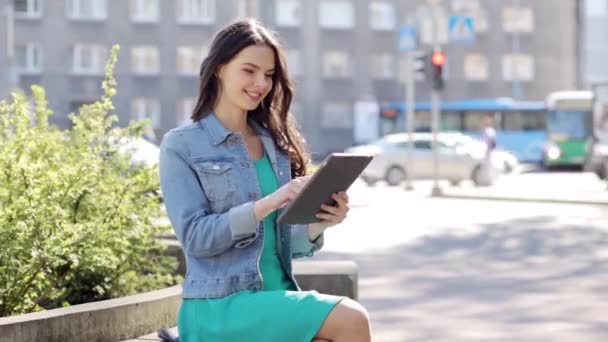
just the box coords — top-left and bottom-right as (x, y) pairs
(443, 132), (519, 174)
(345, 133), (501, 186)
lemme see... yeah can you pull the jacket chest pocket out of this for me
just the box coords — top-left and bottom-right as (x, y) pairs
(193, 160), (236, 202)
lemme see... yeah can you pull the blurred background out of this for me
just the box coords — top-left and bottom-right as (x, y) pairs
(1, 0), (606, 159)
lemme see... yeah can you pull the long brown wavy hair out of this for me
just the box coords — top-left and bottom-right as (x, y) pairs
(191, 19), (310, 178)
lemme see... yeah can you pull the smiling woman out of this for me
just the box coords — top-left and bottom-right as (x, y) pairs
(159, 19), (372, 342)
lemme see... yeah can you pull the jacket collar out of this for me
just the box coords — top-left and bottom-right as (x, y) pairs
(200, 112), (272, 145)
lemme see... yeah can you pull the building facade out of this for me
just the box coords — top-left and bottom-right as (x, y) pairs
(583, 0), (608, 86)
(0, 0), (581, 156)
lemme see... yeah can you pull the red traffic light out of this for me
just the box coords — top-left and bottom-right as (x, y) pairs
(431, 51), (446, 66)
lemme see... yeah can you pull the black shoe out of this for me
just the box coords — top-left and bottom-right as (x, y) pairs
(158, 327), (179, 342)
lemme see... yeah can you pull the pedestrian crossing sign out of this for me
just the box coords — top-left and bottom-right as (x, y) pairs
(398, 26), (417, 52)
(449, 15), (475, 43)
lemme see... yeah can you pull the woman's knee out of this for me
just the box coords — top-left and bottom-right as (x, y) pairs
(316, 298), (371, 340)
(339, 298), (371, 329)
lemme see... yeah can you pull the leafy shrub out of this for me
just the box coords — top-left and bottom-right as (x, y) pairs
(0, 46), (180, 316)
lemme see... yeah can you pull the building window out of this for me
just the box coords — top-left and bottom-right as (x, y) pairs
(319, 0), (354, 29)
(130, 0), (159, 22)
(177, 98), (196, 126)
(132, 98), (161, 129)
(177, 46), (208, 75)
(15, 44), (42, 73)
(464, 53), (488, 81)
(177, 0), (215, 24)
(285, 49), (300, 76)
(586, 0), (608, 17)
(451, 0), (487, 32)
(73, 44), (107, 75)
(322, 50), (352, 78)
(131, 46), (160, 75)
(275, 0), (300, 27)
(14, 0), (42, 18)
(420, 7), (449, 44)
(502, 6), (534, 33)
(369, 1), (395, 31)
(66, 0), (107, 20)
(502, 54), (534, 81)
(321, 102), (352, 129)
(370, 53), (394, 79)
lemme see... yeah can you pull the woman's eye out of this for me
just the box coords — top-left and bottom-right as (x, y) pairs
(244, 69), (254, 74)
(265, 74), (274, 79)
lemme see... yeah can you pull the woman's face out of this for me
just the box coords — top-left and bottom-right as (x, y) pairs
(217, 44), (276, 113)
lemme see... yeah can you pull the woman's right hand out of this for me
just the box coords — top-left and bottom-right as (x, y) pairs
(254, 176), (311, 220)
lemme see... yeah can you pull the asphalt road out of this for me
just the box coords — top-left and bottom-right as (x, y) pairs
(313, 181), (608, 341)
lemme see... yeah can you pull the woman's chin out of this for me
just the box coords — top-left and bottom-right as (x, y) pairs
(241, 102), (261, 111)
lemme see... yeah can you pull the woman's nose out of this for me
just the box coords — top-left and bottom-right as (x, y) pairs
(254, 74), (269, 90)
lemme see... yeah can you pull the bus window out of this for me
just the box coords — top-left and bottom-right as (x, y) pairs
(547, 110), (587, 139)
(463, 111), (493, 130)
(415, 111), (431, 131)
(504, 111), (545, 131)
(442, 111), (462, 130)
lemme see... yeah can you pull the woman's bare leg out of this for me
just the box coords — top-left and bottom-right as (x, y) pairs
(314, 298), (372, 342)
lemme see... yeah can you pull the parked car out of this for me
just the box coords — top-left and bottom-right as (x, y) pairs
(444, 133), (519, 173)
(345, 133), (501, 186)
(116, 137), (160, 168)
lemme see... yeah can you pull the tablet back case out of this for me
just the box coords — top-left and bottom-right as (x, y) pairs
(277, 154), (373, 225)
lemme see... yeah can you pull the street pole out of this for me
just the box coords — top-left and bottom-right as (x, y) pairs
(404, 51), (415, 190)
(5, 3), (17, 92)
(430, 2), (442, 196)
(511, 0), (522, 99)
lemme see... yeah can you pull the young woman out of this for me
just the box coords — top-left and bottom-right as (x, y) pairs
(159, 19), (372, 342)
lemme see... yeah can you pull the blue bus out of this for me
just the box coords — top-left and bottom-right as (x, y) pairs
(378, 98), (547, 163)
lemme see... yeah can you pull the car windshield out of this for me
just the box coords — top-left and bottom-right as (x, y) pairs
(547, 110), (590, 139)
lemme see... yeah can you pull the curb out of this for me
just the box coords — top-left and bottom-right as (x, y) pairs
(438, 193), (608, 207)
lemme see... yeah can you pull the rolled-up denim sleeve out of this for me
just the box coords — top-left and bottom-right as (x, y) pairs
(291, 224), (324, 259)
(159, 133), (258, 258)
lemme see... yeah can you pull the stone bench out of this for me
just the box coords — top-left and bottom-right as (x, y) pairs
(0, 260), (358, 342)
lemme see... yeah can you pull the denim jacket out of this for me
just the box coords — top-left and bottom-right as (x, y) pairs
(159, 113), (323, 298)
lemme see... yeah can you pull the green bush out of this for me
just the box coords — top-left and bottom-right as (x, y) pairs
(0, 45), (180, 317)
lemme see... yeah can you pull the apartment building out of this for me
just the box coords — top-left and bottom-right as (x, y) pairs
(0, 0), (581, 155)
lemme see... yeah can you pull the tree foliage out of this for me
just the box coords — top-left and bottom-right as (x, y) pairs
(0, 46), (180, 316)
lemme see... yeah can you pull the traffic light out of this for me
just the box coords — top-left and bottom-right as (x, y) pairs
(430, 51), (446, 91)
(413, 51), (428, 80)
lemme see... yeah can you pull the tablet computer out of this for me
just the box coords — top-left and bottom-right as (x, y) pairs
(277, 153), (373, 225)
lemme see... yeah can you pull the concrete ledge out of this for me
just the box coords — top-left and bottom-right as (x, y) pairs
(0, 285), (182, 342)
(293, 260), (358, 300)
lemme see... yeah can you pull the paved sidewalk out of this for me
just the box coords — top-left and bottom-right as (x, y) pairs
(430, 172), (607, 206)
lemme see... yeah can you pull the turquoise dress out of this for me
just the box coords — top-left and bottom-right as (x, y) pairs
(177, 153), (343, 342)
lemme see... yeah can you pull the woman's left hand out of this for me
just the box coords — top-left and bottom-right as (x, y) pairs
(314, 191), (350, 228)
(307, 192), (350, 242)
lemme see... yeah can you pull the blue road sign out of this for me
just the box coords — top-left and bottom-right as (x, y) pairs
(398, 26), (417, 52)
(448, 15), (475, 43)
